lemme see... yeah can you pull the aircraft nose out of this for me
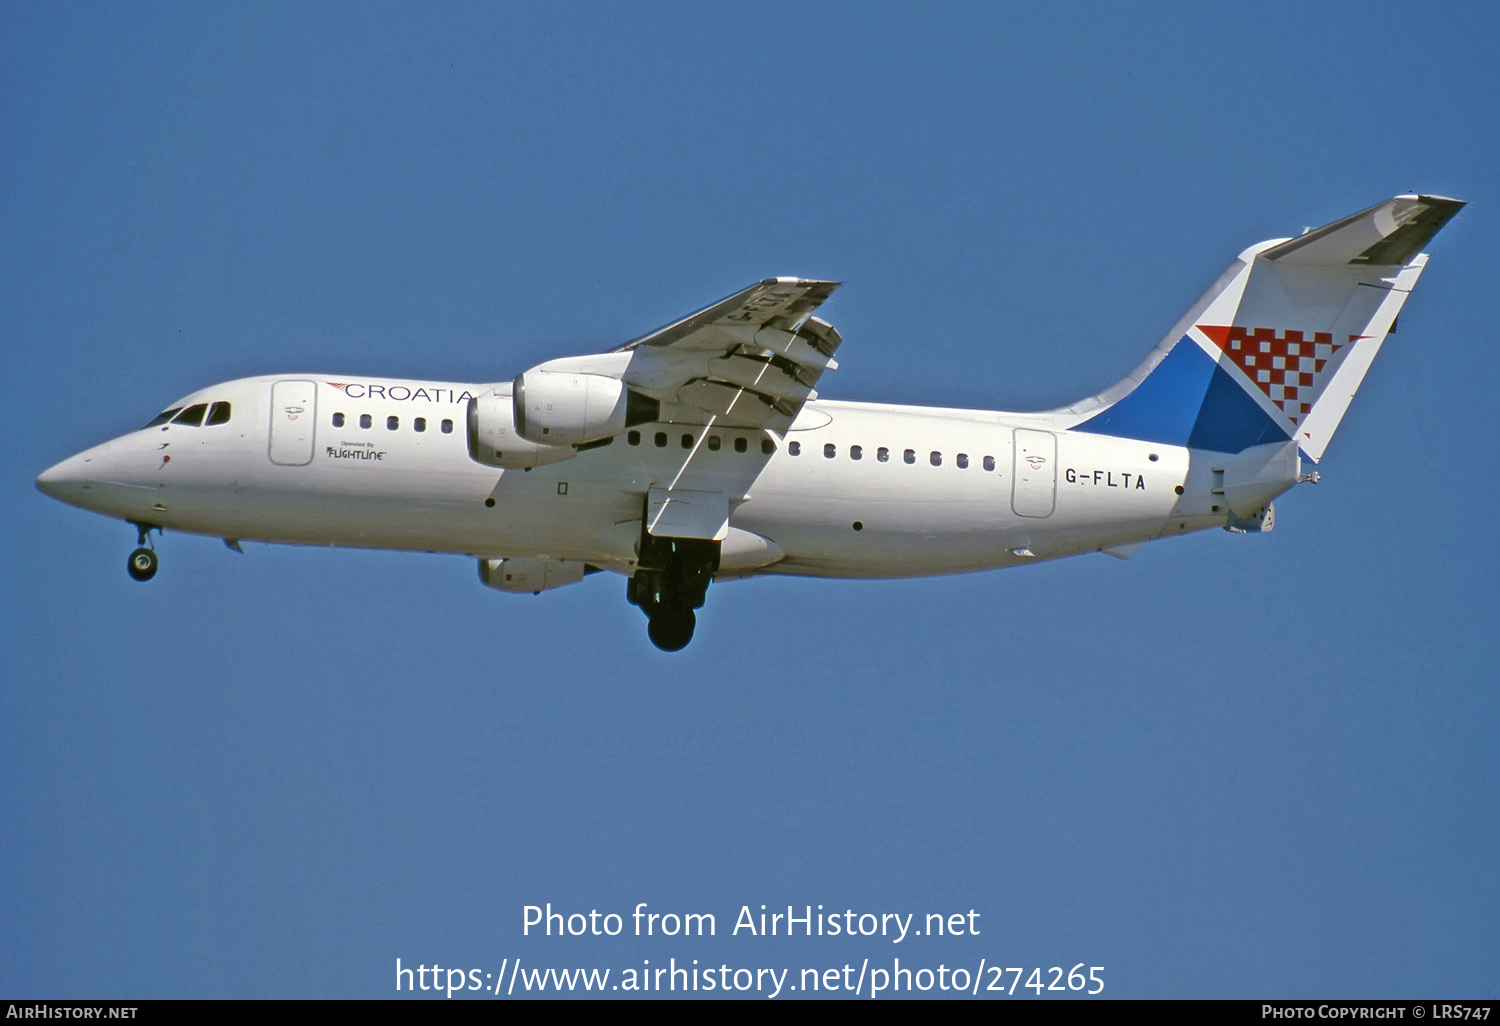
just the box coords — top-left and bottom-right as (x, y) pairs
(36, 452), (92, 502)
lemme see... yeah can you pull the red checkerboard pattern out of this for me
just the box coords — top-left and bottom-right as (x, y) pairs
(1197, 325), (1354, 425)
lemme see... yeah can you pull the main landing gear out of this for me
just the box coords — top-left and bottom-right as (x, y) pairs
(627, 535), (719, 652)
(126, 521), (160, 582)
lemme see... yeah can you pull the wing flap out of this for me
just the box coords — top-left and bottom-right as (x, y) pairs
(647, 486), (730, 541)
(754, 317), (842, 371)
(702, 354), (815, 404)
(616, 279), (840, 433)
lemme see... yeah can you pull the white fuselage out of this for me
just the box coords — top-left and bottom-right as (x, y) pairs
(38, 374), (1235, 580)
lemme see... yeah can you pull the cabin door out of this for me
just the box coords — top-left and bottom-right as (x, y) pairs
(1011, 428), (1056, 518)
(269, 379), (317, 466)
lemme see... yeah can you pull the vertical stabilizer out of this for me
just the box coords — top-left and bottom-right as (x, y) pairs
(1073, 195), (1463, 461)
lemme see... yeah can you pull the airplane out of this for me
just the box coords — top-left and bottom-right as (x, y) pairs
(37, 194), (1463, 650)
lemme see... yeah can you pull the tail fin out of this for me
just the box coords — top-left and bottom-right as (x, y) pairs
(1072, 195), (1463, 461)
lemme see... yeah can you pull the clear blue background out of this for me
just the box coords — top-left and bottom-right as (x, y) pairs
(4, 1), (1495, 999)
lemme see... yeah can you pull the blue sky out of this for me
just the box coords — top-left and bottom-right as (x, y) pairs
(4, 2), (1496, 999)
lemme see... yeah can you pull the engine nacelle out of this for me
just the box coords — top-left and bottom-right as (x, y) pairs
(478, 557), (587, 594)
(513, 370), (657, 446)
(467, 386), (576, 470)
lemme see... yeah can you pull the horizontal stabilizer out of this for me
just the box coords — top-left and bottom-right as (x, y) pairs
(1262, 195), (1464, 267)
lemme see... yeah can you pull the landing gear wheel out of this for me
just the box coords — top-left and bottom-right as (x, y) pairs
(647, 607), (695, 652)
(127, 547), (158, 582)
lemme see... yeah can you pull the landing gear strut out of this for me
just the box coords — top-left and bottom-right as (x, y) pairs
(628, 535), (719, 652)
(127, 521), (160, 582)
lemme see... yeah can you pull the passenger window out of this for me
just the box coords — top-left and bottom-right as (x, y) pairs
(850, 445), (862, 461)
(957, 453), (969, 469)
(387, 416), (399, 430)
(441, 419), (453, 434)
(628, 430), (641, 446)
(414, 417), (427, 433)
(173, 404), (208, 427)
(789, 441), (801, 456)
(332, 412), (345, 428)
(707, 435), (721, 451)
(877, 447), (889, 463)
(761, 438), (775, 454)
(983, 455), (995, 471)
(360, 414), (372, 429)
(903, 449), (916, 465)
(824, 443), (836, 459)
(930, 451), (942, 467)
(734, 437), (748, 453)
(206, 402), (232, 425)
(654, 432), (668, 448)
(682, 433), (693, 449)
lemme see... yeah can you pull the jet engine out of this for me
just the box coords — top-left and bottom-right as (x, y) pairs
(512, 370), (657, 446)
(466, 386), (576, 470)
(478, 557), (588, 594)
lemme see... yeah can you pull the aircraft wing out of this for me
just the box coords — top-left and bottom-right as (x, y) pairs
(513, 279), (842, 541)
(614, 278), (842, 434)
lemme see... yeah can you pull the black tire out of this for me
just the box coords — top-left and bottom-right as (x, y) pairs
(127, 547), (158, 582)
(647, 608), (695, 652)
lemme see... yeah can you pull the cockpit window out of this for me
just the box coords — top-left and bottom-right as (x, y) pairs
(143, 407), (183, 429)
(172, 404), (208, 427)
(206, 401), (232, 425)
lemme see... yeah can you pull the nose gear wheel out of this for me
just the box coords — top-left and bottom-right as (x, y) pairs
(127, 547), (158, 581)
(126, 521), (161, 582)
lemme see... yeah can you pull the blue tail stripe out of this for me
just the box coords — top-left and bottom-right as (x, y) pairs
(1075, 341), (1213, 445)
(1188, 364), (1291, 452)
(1076, 338), (1289, 453)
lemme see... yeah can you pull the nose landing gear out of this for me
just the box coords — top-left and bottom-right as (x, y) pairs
(126, 521), (160, 582)
(128, 548), (158, 581)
